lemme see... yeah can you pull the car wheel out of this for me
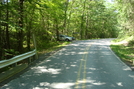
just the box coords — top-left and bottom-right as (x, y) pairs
(65, 39), (70, 41)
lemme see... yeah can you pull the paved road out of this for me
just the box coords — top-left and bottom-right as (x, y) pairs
(1, 39), (134, 89)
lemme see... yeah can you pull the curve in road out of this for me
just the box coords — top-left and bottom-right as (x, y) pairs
(1, 39), (134, 89)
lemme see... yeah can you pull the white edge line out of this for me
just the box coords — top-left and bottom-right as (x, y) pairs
(108, 44), (132, 71)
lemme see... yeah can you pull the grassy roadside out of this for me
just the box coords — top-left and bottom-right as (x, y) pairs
(110, 39), (134, 66)
(38, 41), (72, 55)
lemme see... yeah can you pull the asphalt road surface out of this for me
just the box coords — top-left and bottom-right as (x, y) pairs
(1, 39), (134, 89)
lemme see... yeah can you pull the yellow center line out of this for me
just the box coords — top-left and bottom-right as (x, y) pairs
(82, 45), (90, 89)
(75, 56), (84, 88)
(75, 44), (91, 89)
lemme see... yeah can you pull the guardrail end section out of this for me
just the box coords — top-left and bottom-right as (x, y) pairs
(0, 64), (28, 83)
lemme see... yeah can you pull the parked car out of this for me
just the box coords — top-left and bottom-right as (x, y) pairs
(59, 35), (75, 41)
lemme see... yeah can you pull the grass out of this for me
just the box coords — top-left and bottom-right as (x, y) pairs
(110, 39), (134, 66)
(38, 41), (72, 55)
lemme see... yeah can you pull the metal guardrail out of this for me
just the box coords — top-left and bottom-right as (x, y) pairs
(0, 49), (37, 69)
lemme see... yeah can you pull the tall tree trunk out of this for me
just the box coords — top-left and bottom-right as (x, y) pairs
(85, 15), (88, 39)
(27, 27), (31, 51)
(6, 0), (10, 49)
(80, 15), (84, 39)
(0, 4), (2, 60)
(18, 0), (24, 53)
(80, 0), (86, 39)
(55, 19), (59, 41)
(63, 0), (69, 34)
(66, 0), (75, 36)
(26, 19), (31, 51)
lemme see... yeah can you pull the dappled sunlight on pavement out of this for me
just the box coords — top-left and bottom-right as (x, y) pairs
(1, 39), (134, 89)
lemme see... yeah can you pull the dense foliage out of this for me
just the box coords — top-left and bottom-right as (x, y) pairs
(115, 0), (134, 39)
(0, 0), (119, 60)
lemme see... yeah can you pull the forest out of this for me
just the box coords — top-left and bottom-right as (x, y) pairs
(0, 0), (134, 60)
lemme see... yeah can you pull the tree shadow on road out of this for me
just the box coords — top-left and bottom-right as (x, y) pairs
(1, 39), (134, 89)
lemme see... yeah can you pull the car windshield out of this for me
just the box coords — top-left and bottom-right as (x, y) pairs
(60, 35), (68, 37)
(64, 35), (68, 37)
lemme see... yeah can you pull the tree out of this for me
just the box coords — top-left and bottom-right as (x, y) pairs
(67, 0), (118, 39)
(115, 0), (134, 37)
(0, 0), (119, 61)
(17, 0), (24, 53)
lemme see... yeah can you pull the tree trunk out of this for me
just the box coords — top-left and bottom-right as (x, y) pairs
(26, 21), (31, 51)
(85, 15), (88, 39)
(6, 0), (10, 49)
(17, 0), (24, 53)
(0, 5), (2, 60)
(55, 19), (59, 41)
(66, 0), (75, 36)
(63, 0), (69, 34)
(27, 30), (30, 51)
(80, 0), (86, 39)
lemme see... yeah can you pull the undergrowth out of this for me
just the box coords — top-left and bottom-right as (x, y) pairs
(111, 39), (134, 66)
(38, 41), (71, 55)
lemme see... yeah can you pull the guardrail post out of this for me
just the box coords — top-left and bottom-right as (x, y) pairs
(33, 55), (36, 61)
(33, 34), (38, 59)
(12, 63), (17, 67)
(28, 57), (32, 64)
